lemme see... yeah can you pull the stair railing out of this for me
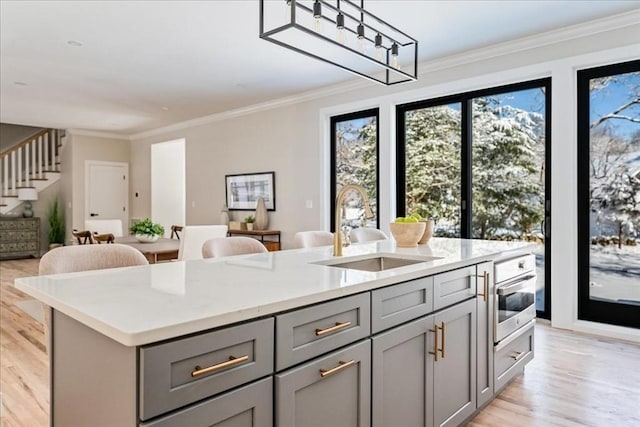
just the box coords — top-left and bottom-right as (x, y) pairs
(0, 129), (61, 197)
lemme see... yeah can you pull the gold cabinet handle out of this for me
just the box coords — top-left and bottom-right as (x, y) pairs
(477, 271), (489, 302)
(320, 359), (356, 378)
(429, 326), (440, 361)
(315, 321), (351, 336)
(511, 351), (526, 361)
(440, 321), (446, 359)
(191, 355), (249, 378)
(430, 322), (446, 361)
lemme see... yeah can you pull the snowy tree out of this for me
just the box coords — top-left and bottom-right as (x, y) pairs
(335, 116), (377, 227)
(471, 98), (544, 239)
(404, 105), (461, 235)
(589, 72), (640, 246)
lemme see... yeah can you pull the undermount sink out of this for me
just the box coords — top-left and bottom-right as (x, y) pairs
(314, 254), (443, 272)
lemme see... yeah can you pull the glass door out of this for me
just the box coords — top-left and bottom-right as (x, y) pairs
(471, 86), (550, 317)
(397, 79), (551, 319)
(577, 60), (640, 329)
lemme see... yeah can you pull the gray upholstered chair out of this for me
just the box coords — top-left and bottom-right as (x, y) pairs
(350, 227), (388, 243)
(202, 237), (268, 259)
(293, 231), (334, 248)
(39, 244), (149, 354)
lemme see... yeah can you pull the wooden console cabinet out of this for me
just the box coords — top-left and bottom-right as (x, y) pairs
(227, 229), (281, 251)
(0, 217), (40, 259)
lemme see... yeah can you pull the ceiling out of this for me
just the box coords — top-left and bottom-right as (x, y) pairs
(1, 1), (638, 136)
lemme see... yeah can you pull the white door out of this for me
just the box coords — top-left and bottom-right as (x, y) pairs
(151, 139), (185, 237)
(85, 161), (129, 228)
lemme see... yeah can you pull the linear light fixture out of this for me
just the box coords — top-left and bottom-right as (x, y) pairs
(259, 0), (418, 86)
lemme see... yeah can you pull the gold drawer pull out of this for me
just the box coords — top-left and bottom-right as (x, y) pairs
(429, 322), (446, 361)
(315, 321), (352, 336)
(191, 355), (249, 378)
(511, 351), (526, 361)
(477, 271), (489, 302)
(320, 359), (356, 378)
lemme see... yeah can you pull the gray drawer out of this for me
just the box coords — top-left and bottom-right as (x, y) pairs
(140, 377), (273, 427)
(433, 265), (476, 310)
(371, 276), (434, 333)
(139, 318), (274, 421)
(276, 293), (370, 371)
(494, 320), (534, 391)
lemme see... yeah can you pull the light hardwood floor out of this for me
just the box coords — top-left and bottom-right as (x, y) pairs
(1, 258), (639, 426)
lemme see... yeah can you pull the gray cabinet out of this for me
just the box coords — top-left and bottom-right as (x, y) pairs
(433, 265), (476, 310)
(276, 340), (371, 427)
(433, 298), (477, 427)
(476, 262), (494, 407)
(495, 320), (534, 391)
(372, 316), (434, 427)
(140, 378), (273, 427)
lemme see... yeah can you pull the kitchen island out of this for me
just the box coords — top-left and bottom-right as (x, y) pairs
(16, 238), (536, 427)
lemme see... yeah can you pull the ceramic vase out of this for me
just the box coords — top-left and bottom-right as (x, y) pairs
(418, 219), (435, 244)
(254, 197), (269, 230)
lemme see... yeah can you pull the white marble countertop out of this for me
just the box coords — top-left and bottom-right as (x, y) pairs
(15, 238), (533, 346)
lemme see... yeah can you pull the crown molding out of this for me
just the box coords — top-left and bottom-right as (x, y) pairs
(129, 9), (639, 141)
(67, 128), (130, 140)
(129, 78), (371, 141)
(419, 9), (640, 74)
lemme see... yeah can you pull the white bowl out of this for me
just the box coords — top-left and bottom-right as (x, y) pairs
(389, 222), (426, 247)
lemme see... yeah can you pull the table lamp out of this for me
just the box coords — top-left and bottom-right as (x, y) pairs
(18, 188), (38, 218)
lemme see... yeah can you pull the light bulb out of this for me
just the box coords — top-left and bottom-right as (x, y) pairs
(313, 0), (323, 33)
(336, 13), (345, 44)
(356, 23), (365, 54)
(285, 0), (291, 22)
(374, 33), (383, 61)
(391, 42), (399, 69)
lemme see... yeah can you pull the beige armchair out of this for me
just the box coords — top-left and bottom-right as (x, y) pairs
(202, 237), (268, 258)
(350, 227), (388, 243)
(293, 231), (333, 248)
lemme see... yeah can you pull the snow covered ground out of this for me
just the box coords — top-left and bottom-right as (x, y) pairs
(589, 244), (640, 304)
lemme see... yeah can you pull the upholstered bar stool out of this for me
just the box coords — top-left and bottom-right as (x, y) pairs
(292, 231), (333, 248)
(350, 228), (388, 243)
(202, 237), (268, 258)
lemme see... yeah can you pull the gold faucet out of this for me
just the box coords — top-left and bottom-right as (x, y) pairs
(334, 184), (374, 256)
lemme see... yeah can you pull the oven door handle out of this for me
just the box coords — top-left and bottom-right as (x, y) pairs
(497, 276), (536, 296)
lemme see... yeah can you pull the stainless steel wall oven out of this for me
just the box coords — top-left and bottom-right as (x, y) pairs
(494, 254), (536, 344)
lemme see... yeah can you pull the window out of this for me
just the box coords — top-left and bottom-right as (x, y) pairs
(397, 79), (551, 318)
(330, 109), (379, 232)
(577, 60), (640, 329)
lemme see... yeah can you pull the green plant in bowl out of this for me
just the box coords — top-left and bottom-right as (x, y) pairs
(130, 218), (164, 242)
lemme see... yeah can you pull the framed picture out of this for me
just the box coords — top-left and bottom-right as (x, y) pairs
(225, 171), (276, 211)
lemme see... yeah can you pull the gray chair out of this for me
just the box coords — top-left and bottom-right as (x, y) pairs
(350, 227), (388, 243)
(293, 231), (334, 248)
(202, 237), (268, 258)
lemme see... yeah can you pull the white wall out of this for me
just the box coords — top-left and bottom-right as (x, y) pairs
(151, 139), (185, 236)
(130, 18), (640, 341)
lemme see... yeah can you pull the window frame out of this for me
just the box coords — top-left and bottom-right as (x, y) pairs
(576, 59), (640, 329)
(330, 108), (380, 232)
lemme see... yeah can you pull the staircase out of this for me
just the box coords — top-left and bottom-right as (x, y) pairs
(0, 129), (63, 215)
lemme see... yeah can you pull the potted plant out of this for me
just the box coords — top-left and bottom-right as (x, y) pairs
(245, 215), (255, 231)
(47, 197), (65, 250)
(130, 218), (165, 243)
